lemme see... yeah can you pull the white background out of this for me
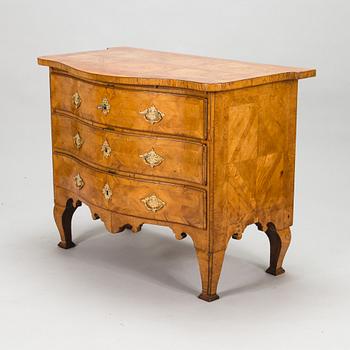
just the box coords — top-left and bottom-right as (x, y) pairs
(1, 1), (349, 349)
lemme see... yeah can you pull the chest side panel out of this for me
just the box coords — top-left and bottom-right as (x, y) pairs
(212, 81), (298, 249)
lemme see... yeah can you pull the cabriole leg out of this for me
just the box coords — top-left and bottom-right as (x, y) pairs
(264, 223), (292, 276)
(53, 198), (81, 249)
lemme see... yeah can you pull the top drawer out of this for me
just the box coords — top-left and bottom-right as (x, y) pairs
(50, 73), (207, 139)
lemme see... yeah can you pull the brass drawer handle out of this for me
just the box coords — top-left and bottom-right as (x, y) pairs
(97, 97), (111, 115)
(102, 183), (112, 200)
(74, 173), (84, 189)
(139, 148), (164, 168)
(139, 105), (164, 124)
(72, 92), (81, 109)
(101, 140), (112, 158)
(141, 194), (165, 212)
(73, 132), (83, 150)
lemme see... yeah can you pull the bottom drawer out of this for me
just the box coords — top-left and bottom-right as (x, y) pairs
(53, 154), (206, 229)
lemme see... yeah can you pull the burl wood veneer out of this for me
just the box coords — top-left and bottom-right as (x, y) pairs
(38, 47), (315, 302)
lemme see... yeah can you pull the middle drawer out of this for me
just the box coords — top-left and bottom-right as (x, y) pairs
(52, 114), (206, 185)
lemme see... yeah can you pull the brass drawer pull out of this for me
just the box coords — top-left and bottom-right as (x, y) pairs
(72, 92), (81, 109)
(139, 105), (164, 124)
(141, 194), (165, 212)
(139, 148), (164, 168)
(73, 132), (83, 150)
(74, 173), (84, 189)
(101, 140), (112, 158)
(102, 183), (112, 200)
(97, 97), (111, 115)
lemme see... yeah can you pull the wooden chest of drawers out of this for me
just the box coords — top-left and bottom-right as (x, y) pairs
(38, 47), (315, 301)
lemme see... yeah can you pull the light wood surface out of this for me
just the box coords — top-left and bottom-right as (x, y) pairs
(51, 72), (207, 139)
(38, 47), (315, 91)
(53, 154), (206, 229)
(52, 114), (206, 185)
(212, 80), (297, 248)
(38, 47), (315, 302)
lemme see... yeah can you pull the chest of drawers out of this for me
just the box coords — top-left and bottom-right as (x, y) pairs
(38, 47), (315, 301)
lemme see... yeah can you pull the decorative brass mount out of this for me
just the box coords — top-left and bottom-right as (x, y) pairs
(139, 105), (164, 124)
(139, 148), (164, 168)
(141, 193), (166, 212)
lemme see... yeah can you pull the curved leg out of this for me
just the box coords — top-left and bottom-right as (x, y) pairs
(264, 223), (291, 276)
(53, 198), (81, 249)
(194, 246), (226, 302)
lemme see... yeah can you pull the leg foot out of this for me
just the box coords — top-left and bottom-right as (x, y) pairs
(264, 223), (291, 276)
(198, 293), (220, 302)
(57, 241), (76, 249)
(54, 198), (81, 249)
(194, 246), (226, 302)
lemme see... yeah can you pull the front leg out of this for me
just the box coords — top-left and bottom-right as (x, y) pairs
(194, 245), (226, 302)
(53, 198), (81, 249)
(264, 223), (292, 276)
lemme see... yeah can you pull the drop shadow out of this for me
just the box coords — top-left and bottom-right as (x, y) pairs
(219, 270), (290, 298)
(70, 223), (198, 295)
(30, 221), (287, 300)
(73, 224), (105, 244)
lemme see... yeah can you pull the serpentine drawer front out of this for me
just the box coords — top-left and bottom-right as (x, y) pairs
(38, 47), (315, 302)
(53, 154), (206, 229)
(52, 114), (206, 185)
(51, 73), (207, 139)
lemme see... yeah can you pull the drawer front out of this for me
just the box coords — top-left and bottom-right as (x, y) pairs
(53, 154), (206, 229)
(52, 114), (206, 185)
(51, 73), (207, 139)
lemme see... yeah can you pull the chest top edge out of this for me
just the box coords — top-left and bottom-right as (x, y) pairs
(38, 47), (316, 92)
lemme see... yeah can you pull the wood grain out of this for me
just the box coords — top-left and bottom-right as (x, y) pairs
(212, 80), (298, 250)
(53, 154), (206, 229)
(38, 48), (315, 302)
(50, 72), (207, 139)
(38, 47), (315, 92)
(52, 114), (206, 185)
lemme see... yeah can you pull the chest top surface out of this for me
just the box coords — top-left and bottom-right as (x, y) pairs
(38, 47), (315, 91)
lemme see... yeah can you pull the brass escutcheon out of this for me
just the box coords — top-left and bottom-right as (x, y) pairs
(74, 173), (84, 189)
(101, 140), (112, 158)
(72, 92), (81, 109)
(97, 97), (111, 115)
(73, 132), (83, 150)
(102, 183), (112, 200)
